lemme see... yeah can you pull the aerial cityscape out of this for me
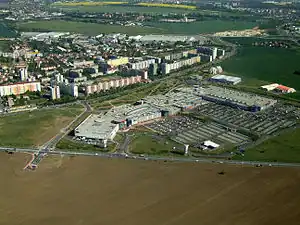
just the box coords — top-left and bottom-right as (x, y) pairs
(0, 0), (300, 224)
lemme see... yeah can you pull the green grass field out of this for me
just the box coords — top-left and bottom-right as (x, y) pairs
(56, 138), (112, 152)
(17, 19), (257, 36)
(221, 44), (300, 100)
(51, 5), (194, 14)
(17, 20), (164, 36)
(0, 23), (17, 38)
(234, 128), (300, 163)
(0, 40), (11, 51)
(0, 105), (84, 148)
(145, 20), (257, 34)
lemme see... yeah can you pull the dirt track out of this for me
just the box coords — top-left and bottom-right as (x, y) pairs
(0, 152), (300, 225)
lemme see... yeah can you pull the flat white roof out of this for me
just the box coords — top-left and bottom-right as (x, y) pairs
(203, 140), (220, 148)
(75, 114), (118, 140)
(211, 74), (241, 82)
(261, 83), (279, 90)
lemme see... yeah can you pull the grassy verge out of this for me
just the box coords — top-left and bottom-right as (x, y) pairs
(56, 138), (112, 152)
(234, 127), (300, 163)
(0, 105), (84, 148)
(129, 131), (185, 156)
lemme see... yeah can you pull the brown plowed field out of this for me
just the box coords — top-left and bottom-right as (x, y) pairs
(0, 152), (300, 225)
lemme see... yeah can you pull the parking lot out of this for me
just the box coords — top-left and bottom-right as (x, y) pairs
(146, 116), (250, 148)
(194, 102), (297, 135)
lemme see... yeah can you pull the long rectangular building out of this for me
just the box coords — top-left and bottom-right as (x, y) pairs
(85, 75), (142, 95)
(200, 86), (277, 112)
(0, 81), (41, 96)
(161, 56), (201, 75)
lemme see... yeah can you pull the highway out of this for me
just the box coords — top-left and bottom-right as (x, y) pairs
(1, 146), (300, 168)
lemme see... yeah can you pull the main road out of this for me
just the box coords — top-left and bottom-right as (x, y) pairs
(1, 146), (300, 168)
(24, 100), (93, 169)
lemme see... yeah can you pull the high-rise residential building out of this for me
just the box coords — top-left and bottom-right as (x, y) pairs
(19, 67), (28, 81)
(59, 83), (79, 97)
(55, 74), (64, 83)
(149, 63), (158, 76)
(50, 85), (60, 100)
(0, 82), (41, 97)
(212, 47), (218, 60)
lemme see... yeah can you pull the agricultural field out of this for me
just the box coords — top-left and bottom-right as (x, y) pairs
(1, 152), (300, 225)
(52, 1), (128, 7)
(51, 2), (196, 14)
(0, 22), (17, 37)
(0, 40), (11, 51)
(16, 19), (257, 36)
(16, 20), (164, 36)
(234, 127), (300, 163)
(221, 42), (300, 100)
(136, 3), (196, 10)
(0, 105), (84, 148)
(146, 20), (257, 34)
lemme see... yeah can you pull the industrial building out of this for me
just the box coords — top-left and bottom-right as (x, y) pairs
(209, 66), (223, 75)
(0, 81), (41, 96)
(209, 74), (241, 85)
(75, 84), (277, 144)
(261, 83), (296, 93)
(75, 114), (119, 147)
(137, 35), (195, 43)
(261, 83), (279, 91)
(202, 140), (220, 150)
(75, 87), (209, 142)
(200, 86), (277, 112)
(275, 85), (296, 93)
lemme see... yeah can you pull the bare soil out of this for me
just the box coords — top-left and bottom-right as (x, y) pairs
(0, 152), (300, 225)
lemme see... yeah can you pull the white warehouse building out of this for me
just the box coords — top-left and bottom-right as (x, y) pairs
(75, 114), (119, 142)
(209, 75), (241, 85)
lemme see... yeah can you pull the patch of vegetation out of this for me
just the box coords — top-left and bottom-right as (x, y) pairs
(0, 22), (17, 38)
(0, 106), (84, 147)
(220, 44), (300, 100)
(51, 5), (194, 14)
(145, 20), (257, 34)
(16, 20), (164, 36)
(129, 132), (184, 155)
(0, 40), (11, 51)
(234, 128), (300, 163)
(56, 138), (111, 152)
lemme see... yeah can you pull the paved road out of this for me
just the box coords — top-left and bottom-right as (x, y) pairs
(1, 146), (300, 168)
(5, 37), (237, 170)
(23, 101), (92, 169)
